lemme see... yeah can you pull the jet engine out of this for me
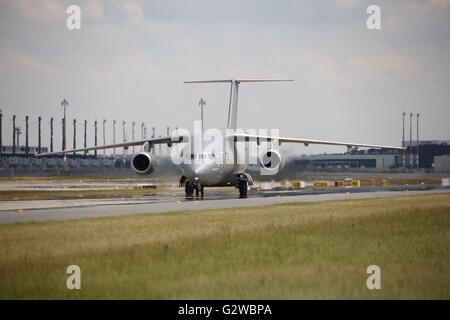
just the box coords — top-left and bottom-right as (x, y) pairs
(259, 149), (285, 173)
(131, 152), (156, 175)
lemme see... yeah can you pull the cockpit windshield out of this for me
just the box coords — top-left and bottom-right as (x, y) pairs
(190, 153), (215, 160)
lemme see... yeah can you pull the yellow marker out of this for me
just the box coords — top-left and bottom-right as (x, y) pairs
(16, 209), (23, 213)
(276, 195), (281, 198)
(176, 201), (181, 203)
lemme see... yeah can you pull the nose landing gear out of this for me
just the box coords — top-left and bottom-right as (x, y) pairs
(185, 181), (204, 199)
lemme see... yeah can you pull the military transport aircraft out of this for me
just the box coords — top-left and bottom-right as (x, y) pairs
(36, 79), (405, 198)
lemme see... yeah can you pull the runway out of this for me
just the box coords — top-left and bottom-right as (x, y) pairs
(1, 187), (449, 225)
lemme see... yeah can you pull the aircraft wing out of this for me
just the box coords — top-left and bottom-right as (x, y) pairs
(35, 135), (187, 157)
(233, 133), (405, 150)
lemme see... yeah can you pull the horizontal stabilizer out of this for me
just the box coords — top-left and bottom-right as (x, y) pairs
(184, 79), (293, 84)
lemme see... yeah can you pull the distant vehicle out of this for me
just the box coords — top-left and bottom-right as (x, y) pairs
(36, 79), (404, 197)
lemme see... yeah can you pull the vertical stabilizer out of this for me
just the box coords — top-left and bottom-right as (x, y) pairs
(227, 80), (239, 130)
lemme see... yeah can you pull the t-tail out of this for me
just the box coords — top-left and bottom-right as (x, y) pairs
(184, 79), (293, 130)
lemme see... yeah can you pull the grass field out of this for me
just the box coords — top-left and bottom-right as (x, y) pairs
(0, 193), (449, 299)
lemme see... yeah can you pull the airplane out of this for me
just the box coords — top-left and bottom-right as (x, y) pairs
(36, 79), (405, 198)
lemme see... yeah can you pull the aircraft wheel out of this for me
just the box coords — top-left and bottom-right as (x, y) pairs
(195, 186), (200, 198)
(238, 180), (248, 197)
(185, 182), (194, 197)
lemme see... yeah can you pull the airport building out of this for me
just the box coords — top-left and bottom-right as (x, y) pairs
(287, 140), (450, 172)
(403, 140), (450, 169)
(287, 153), (398, 172)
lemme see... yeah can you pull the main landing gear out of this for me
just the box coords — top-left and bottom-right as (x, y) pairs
(238, 179), (248, 198)
(185, 181), (204, 199)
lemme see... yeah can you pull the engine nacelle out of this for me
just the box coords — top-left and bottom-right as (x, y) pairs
(131, 152), (156, 175)
(259, 149), (285, 174)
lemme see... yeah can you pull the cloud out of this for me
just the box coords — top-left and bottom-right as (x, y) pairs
(0, 49), (58, 75)
(348, 53), (420, 78)
(301, 52), (350, 86)
(331, 0), (361, 8)
(429, 0), (450, 8)
(7, 0), (64, 21)
(84, 0), (104, 21)
(112, 0), (144, 23)
(408, 0), (450, 13)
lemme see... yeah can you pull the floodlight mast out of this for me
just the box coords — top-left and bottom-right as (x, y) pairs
(103, 119), (107, 159)
(402, 112), (406, 168)
(83, 120), (87, 156)
(12, 115), (16, 154)
(409, 112), (413, 169)
(122, 120), (126, 166)
(73, 119), (77, 156)
(38, 116), (42, 154)
(416, 113), (420, 168)
(113, 120), (116, 165)
(61, 99), (68, 151)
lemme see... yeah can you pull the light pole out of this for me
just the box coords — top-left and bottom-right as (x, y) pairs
(402, 112), (406, 168)
(113, 120), (116, 166)
(25, 115), (29, 155)
(416, 113), (420, 168)
(83, 120), (87, 157)
(38, 116), (42, 154)
(103, 119), (107, 159)
(409, 112), (413, 169)
(61, 99), (68, 151)
(12, 115), (16, 154)
(50, 117), (54, 153)
(94, 120), (98, 158)
(73, 119), (77, 156)
(122, 121), (127, 166)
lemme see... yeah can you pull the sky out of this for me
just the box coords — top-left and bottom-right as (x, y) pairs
(0, 0), (449, 156)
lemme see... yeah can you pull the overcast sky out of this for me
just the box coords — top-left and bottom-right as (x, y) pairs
(0, 0), (449, 155)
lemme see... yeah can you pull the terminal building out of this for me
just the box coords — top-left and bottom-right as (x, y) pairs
(287, 140), (450, 172)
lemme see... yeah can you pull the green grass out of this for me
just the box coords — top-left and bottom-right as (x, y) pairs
(0, 193), (449, 299)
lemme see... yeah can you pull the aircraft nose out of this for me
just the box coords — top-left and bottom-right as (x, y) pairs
(194, 164), (209, 176)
